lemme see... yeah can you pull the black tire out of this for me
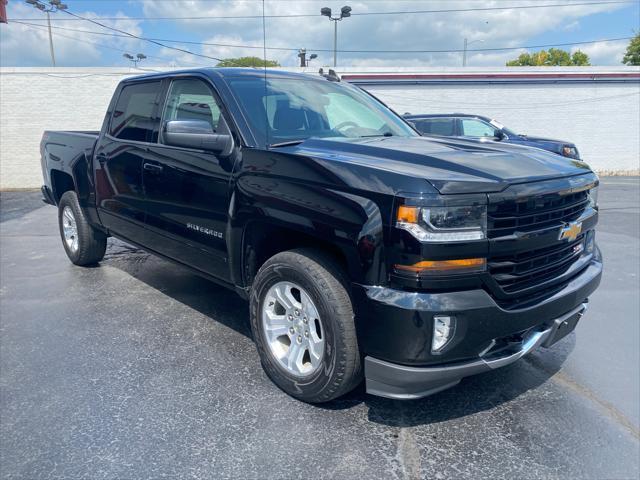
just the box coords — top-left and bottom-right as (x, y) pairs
(58, 191), (107, 266)
(250, 248), (362, 403)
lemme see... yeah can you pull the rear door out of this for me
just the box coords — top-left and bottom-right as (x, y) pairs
(94, 80), (162, 244)
(142, 76), (235, 281)
(415, 118), (457, 137)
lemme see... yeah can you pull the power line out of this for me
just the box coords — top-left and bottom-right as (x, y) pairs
(58, 8), (227, 64)
(11, 0), (635, 21)
(15, 22), (212, 67)
(9, 20), (633, 54)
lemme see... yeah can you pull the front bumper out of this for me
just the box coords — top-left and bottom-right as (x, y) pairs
(353, 255), (602, 400)
(365, 302), (587, 399)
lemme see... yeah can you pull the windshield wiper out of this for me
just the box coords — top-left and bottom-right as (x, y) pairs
(269, 139), (306, 148)
(358, 132), (394, 138)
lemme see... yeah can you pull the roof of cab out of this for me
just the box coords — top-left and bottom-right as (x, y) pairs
(404, 113), (490, 121)
(121, 67), (328, 83)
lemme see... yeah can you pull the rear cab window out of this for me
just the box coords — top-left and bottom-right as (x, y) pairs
(416, 118), (456, 136)
(109, 81), (162, 142)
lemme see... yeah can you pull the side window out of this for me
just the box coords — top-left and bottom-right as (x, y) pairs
(419, 119), (455, 136)
(162, 78), (222, 133)
(110, 81), (161, 142)
(461, 119), (497, 137)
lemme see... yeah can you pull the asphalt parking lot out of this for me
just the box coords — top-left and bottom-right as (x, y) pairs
(1, 177), (638, 479)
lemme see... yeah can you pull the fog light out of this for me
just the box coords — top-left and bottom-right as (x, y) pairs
(585, 230), (595, 254)
(432, 315), (455, 353)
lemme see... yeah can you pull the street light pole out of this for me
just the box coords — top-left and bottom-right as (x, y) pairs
(25, 0), (67, 67)
(333, 19), (338, 68)
(321, 6), (351, 68)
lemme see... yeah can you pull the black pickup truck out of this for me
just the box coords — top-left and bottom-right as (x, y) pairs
(40, 68), (602, 402)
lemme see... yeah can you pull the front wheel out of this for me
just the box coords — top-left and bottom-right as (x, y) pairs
(250, 249), (362, 403)
(58, 191), (107, 266)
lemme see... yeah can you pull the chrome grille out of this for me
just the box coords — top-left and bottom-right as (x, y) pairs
(489, 235), (584, 294)
(488, 190), (588, 238)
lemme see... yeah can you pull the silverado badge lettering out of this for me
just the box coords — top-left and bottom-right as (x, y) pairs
(558, 221), (583, 242)
(187, 223), (223, 239)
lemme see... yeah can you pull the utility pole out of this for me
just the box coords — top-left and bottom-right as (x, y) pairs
(462, 38), (468, 67)
(25, 0), (67, 67)
(463, 38), (484, 67)
(321, 6), (352, 68)
(46, 10), (55, 67)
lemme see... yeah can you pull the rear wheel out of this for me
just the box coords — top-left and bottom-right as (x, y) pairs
(58, 191), (107, 266)
(250, 249), (362, 403)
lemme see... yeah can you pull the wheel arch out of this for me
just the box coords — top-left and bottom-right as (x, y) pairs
(229, 183), (388, 292)
(50, 169), (75, 204)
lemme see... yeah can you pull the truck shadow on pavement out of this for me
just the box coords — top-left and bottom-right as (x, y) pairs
(329, 338), (574, 427)
(104, 239), (575, 427)
(322, 331), (575, 427)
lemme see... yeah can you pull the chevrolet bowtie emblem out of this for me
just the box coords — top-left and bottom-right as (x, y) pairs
(558, 221), (582, 242)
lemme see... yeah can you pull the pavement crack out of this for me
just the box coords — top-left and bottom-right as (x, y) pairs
(525, 355), (639, 441)
(397, 427), (421, 480)
(550, 370), (640, 441)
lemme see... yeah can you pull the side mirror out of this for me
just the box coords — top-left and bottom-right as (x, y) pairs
(164, 120), (233, 154)
(494, 129), (506, 140)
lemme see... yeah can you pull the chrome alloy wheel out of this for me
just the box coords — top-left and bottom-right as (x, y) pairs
(62, 206), (79, 253)
(261, 281), (325, 377)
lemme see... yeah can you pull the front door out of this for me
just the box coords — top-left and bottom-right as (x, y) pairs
(94, 80), (162, 244)
(142, 77), (236, 281)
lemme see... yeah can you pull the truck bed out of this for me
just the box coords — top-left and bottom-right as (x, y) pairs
(40, 130), (100, 205)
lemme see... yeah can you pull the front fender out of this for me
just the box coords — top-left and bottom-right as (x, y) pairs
(228, 175), (387, 288)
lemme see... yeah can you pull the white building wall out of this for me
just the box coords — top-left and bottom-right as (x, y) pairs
(0, 68), (134, 190)
(366, 82), (640, 174)
(1, 67), (638, 190)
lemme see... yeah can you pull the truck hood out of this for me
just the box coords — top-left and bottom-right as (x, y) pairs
(288, 136), (592, 194)
(518, 135), (575, 148)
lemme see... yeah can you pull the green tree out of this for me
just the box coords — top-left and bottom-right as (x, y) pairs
(571, 50), (590, 66)
(216, 56), (280, 67)
(506, 48), (590, 66)
(622, 32), (640, 66)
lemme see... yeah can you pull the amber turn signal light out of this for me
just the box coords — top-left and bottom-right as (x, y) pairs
(395, 258), (486, 275)
(397, 205), (419, 224)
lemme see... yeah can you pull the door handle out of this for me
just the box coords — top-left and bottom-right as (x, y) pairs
(95, 153), (107, 164)
(143, 163), (164, 174)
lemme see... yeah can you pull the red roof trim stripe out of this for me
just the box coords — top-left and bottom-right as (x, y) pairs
(341, 73), (640, 80)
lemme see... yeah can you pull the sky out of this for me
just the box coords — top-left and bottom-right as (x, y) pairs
(0, 0), (639, 68)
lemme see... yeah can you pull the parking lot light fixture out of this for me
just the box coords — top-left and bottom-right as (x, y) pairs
(123, 53), (147, 68)
(321, 5), (352, 68)
(24, 0), (68, 67)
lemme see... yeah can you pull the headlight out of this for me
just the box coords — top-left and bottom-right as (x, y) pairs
(588, 186), (599, 208)
(397, 204), (487, 242)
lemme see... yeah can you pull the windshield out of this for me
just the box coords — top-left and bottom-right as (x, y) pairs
(227, 76), (418, 146)
(489, 119), (518, 137)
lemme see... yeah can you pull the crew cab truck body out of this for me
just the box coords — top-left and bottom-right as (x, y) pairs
(40, 69), (602, 402)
